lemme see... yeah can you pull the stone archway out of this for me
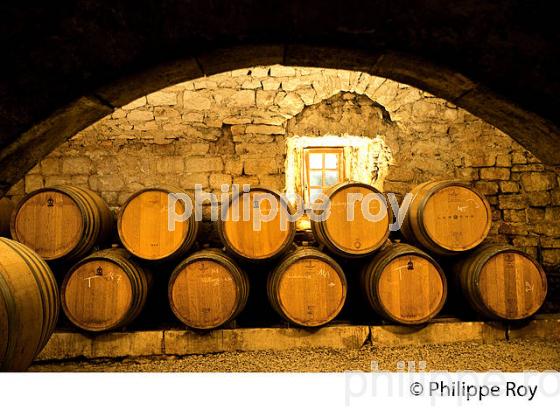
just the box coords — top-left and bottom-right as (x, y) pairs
(2, 46), (559, 195)
(11, 64), (560, 268)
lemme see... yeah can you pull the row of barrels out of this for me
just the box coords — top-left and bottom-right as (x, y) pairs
(0, 179), (548, 371)
(3, 180), (492, 264)
(0, 232), (546, 371)
(43, 240), (550, 333)
(5, 185), (290, 263)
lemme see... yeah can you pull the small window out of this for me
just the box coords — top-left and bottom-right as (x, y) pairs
(303, 147), (344, 204)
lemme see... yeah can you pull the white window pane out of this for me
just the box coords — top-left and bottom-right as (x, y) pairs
(309, 170), (323, 186)
(309, 189), (323, 203)
(308, 153), (322, 169)
(325, 170), (339, 186)
(324, 153), (338, 169)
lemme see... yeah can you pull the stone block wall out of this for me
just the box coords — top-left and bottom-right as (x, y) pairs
(6, 65), (560, 270)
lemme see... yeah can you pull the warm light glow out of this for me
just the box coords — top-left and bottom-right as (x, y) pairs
(285, 135), (393, 206)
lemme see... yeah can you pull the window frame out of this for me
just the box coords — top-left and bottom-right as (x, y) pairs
(302, 147), (345, 204)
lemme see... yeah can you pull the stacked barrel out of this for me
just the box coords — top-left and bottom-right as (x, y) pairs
(168, 249), (249, 330)
(0, 237), (59, 371)
(360, 243), (447, 325)
(218, 187), (296, 260)
(401, 180), (493, 255)
(117, 186), (199, 261)
(402, 180), (546, 321)
(61, 248), (152, 332)
(0, 176), (550, 369)
(10, 186), (113, 261)
(451, 244), (546, 320)
(310, 182), (390, 258)
(267, 247), (347, 327)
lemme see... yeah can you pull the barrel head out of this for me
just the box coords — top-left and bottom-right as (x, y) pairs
(63, 259), (133, 332)
(376, 254), (446, 324)
(276, 256), (346, 327)
(323, 185), (389, 255)
(119, 189), (190, 260)
(478, 251), (547, 320)
(169, 258), (240, 330)
(13, 190), (83, 260)
(222, 191), (293, 260)
(422, 185), (491, 252)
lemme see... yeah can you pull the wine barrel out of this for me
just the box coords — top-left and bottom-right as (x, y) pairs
(118, 186), (199, 261)
(311, 181), (390, 258)
(361, 243), (447, 325)
(401, 180), (492, 255)
(453, 244), (547, 320)
(0, 237), (59, 371)
(168, 249), (249, 330)
(61, 248), (152, 332)
(10, 186), (113, 261)
(218, 186), (295, 260)
(267, 247), (347, 327)
(0, 197), (14, 236)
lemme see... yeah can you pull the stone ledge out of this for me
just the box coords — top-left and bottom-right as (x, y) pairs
(34, 316), (560, 362)
(35, 326), (369, 362)
(92, 331), (164, 358)
(35, 331), (164, 361)
(370, 320), (506, 346)
(508, 315), (560, 340)
(164, 325), (370, 355)
(35, 332), (94, 361)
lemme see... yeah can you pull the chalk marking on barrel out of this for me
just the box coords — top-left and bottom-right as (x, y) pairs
(457, 198), (481, 212)
(393, 264), (412, 280)
(83, 273), (122, 288)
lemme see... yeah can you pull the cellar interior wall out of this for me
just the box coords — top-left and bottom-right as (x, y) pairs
(7, 66), (560, 275)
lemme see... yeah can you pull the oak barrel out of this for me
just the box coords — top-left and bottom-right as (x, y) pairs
(453, 244), (547, 320)
(0, 237), (59, 371)
(218, 186), (295, 260)
(118, 186), (199, 261)
(61, 248), (152, 332)
(168, 249), (249, 330)
(0, 197), (14, 236)
(10, 186), (113, 261)
(361, 243), (447, 325)
(311, 181), (390, 258)
(267, 247), (347, 327)
(401, 180), (492, 255)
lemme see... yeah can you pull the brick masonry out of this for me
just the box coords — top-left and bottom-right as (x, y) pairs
(6, 66), (560, 275)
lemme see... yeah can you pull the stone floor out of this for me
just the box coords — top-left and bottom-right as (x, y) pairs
(30, 339), (560, 372)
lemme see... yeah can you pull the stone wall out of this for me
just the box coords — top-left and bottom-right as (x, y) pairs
(7, 66), (560, 270)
